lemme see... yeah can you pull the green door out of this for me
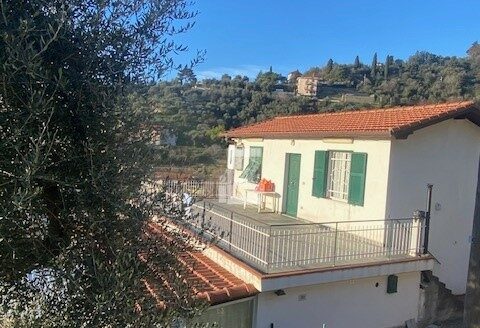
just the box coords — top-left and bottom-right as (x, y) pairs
(285, 153), (301, 217)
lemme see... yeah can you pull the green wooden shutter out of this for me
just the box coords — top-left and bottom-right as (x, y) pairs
(348, 152), (367, 206)
(312, 150), (328, 198)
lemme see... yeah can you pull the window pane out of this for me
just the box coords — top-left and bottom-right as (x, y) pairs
(327, 151), (351, 201)
(250, 147), (263, 159)
(234, 146), (244, 170)
(239, 160), (261, 182)
(248, 147), (263, 183)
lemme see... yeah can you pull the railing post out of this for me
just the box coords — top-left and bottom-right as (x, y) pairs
(333, 222), (338, 266)
(386, 220), (393, 259)
(412, 210), (426, 255)
(229, 211), (233, 252)
(266, 226), (272, 273)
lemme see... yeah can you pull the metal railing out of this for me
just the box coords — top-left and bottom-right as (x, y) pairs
(187, 201), (425, 273)
(157, 179), (230, 199)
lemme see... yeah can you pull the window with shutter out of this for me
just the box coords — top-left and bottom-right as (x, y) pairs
(239, 146), (263, 183)
(312, 150), (367, 206)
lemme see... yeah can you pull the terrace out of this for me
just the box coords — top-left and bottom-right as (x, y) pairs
(162, 180), (427, 274)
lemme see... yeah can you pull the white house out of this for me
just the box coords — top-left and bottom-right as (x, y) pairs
(177, 101), (480, 327)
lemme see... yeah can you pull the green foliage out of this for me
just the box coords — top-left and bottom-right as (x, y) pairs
(301, 48), (478, 104)
(303, 66), (322, 77)
(255, 71), (285, 92)
(0, 0), (205, 326)
(177, 67), (198, 85)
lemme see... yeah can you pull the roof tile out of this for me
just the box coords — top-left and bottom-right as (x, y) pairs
(226, 101), (477, 139)
(143, 222), (258, 306)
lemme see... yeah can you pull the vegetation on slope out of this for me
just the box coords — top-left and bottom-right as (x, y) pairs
(140, 44), (480, 177)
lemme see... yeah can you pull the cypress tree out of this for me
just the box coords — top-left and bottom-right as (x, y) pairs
(384, 55), (391, 79)
(371, 52), (378, 78)
(326, 58), (334, 72)
(354, 55), (361, 69)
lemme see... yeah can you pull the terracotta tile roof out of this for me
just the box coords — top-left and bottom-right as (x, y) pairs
(142, 222), (258, 306)
(225, 101), (479, 139)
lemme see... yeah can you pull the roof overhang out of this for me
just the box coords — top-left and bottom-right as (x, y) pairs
(390, 105), (480, 139)
(225, 130), (392, 140)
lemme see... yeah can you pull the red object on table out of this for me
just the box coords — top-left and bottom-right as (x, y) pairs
(256, 179), (275, 192)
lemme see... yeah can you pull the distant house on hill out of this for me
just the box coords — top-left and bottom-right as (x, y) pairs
(287, 70), (302, 84)
(151, 125), (177, 147)
(296, 75), (322, 96)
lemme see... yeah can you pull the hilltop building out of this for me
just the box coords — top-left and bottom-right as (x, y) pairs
(296, 75), (322, 96)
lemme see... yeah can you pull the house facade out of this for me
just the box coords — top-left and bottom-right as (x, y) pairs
(296, 76), (322, 96)
(226, 101), (480, 297)
(167, 101), (480, 327)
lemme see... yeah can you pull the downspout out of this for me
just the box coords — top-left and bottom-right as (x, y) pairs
(423, 184), (433, 254)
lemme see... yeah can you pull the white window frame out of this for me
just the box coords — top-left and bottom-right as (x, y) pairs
(327, 151), (351, 201)
(227, 145), (235, 169)
(234, 146), (244, 170)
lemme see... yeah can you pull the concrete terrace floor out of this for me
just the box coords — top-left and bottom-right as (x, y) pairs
(202, 198), (312, 226)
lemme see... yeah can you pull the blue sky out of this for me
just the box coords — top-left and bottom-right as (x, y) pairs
(170, 0), (480, 80)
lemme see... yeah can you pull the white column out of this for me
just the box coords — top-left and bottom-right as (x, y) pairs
(409, 218), (421, 256)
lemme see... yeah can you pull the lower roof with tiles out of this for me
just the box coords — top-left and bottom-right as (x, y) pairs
(142, 222), (258, 306)
(225, 101), (480, 139)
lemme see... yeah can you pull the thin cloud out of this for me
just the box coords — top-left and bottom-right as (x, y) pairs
(196, 65), (268, 80)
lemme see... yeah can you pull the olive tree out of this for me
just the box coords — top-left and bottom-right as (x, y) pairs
(0, 0), (204, 326)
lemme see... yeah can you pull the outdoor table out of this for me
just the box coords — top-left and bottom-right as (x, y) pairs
(244, 189), (278, 213)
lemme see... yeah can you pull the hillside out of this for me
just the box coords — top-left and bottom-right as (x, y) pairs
(134, 43), (480, 178)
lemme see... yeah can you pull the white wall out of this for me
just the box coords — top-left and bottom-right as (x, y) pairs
(255, 272), (421, 328)
(386, 119), (480, 294)
(194, 298), (254, 327)
(232, 137), (392, 223)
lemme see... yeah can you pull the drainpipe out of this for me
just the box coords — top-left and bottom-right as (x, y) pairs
(423, 184), (433, 254)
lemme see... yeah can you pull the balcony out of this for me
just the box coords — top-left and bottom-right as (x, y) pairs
(186, 200), (425, 274)
(158, 180), (426, 274)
